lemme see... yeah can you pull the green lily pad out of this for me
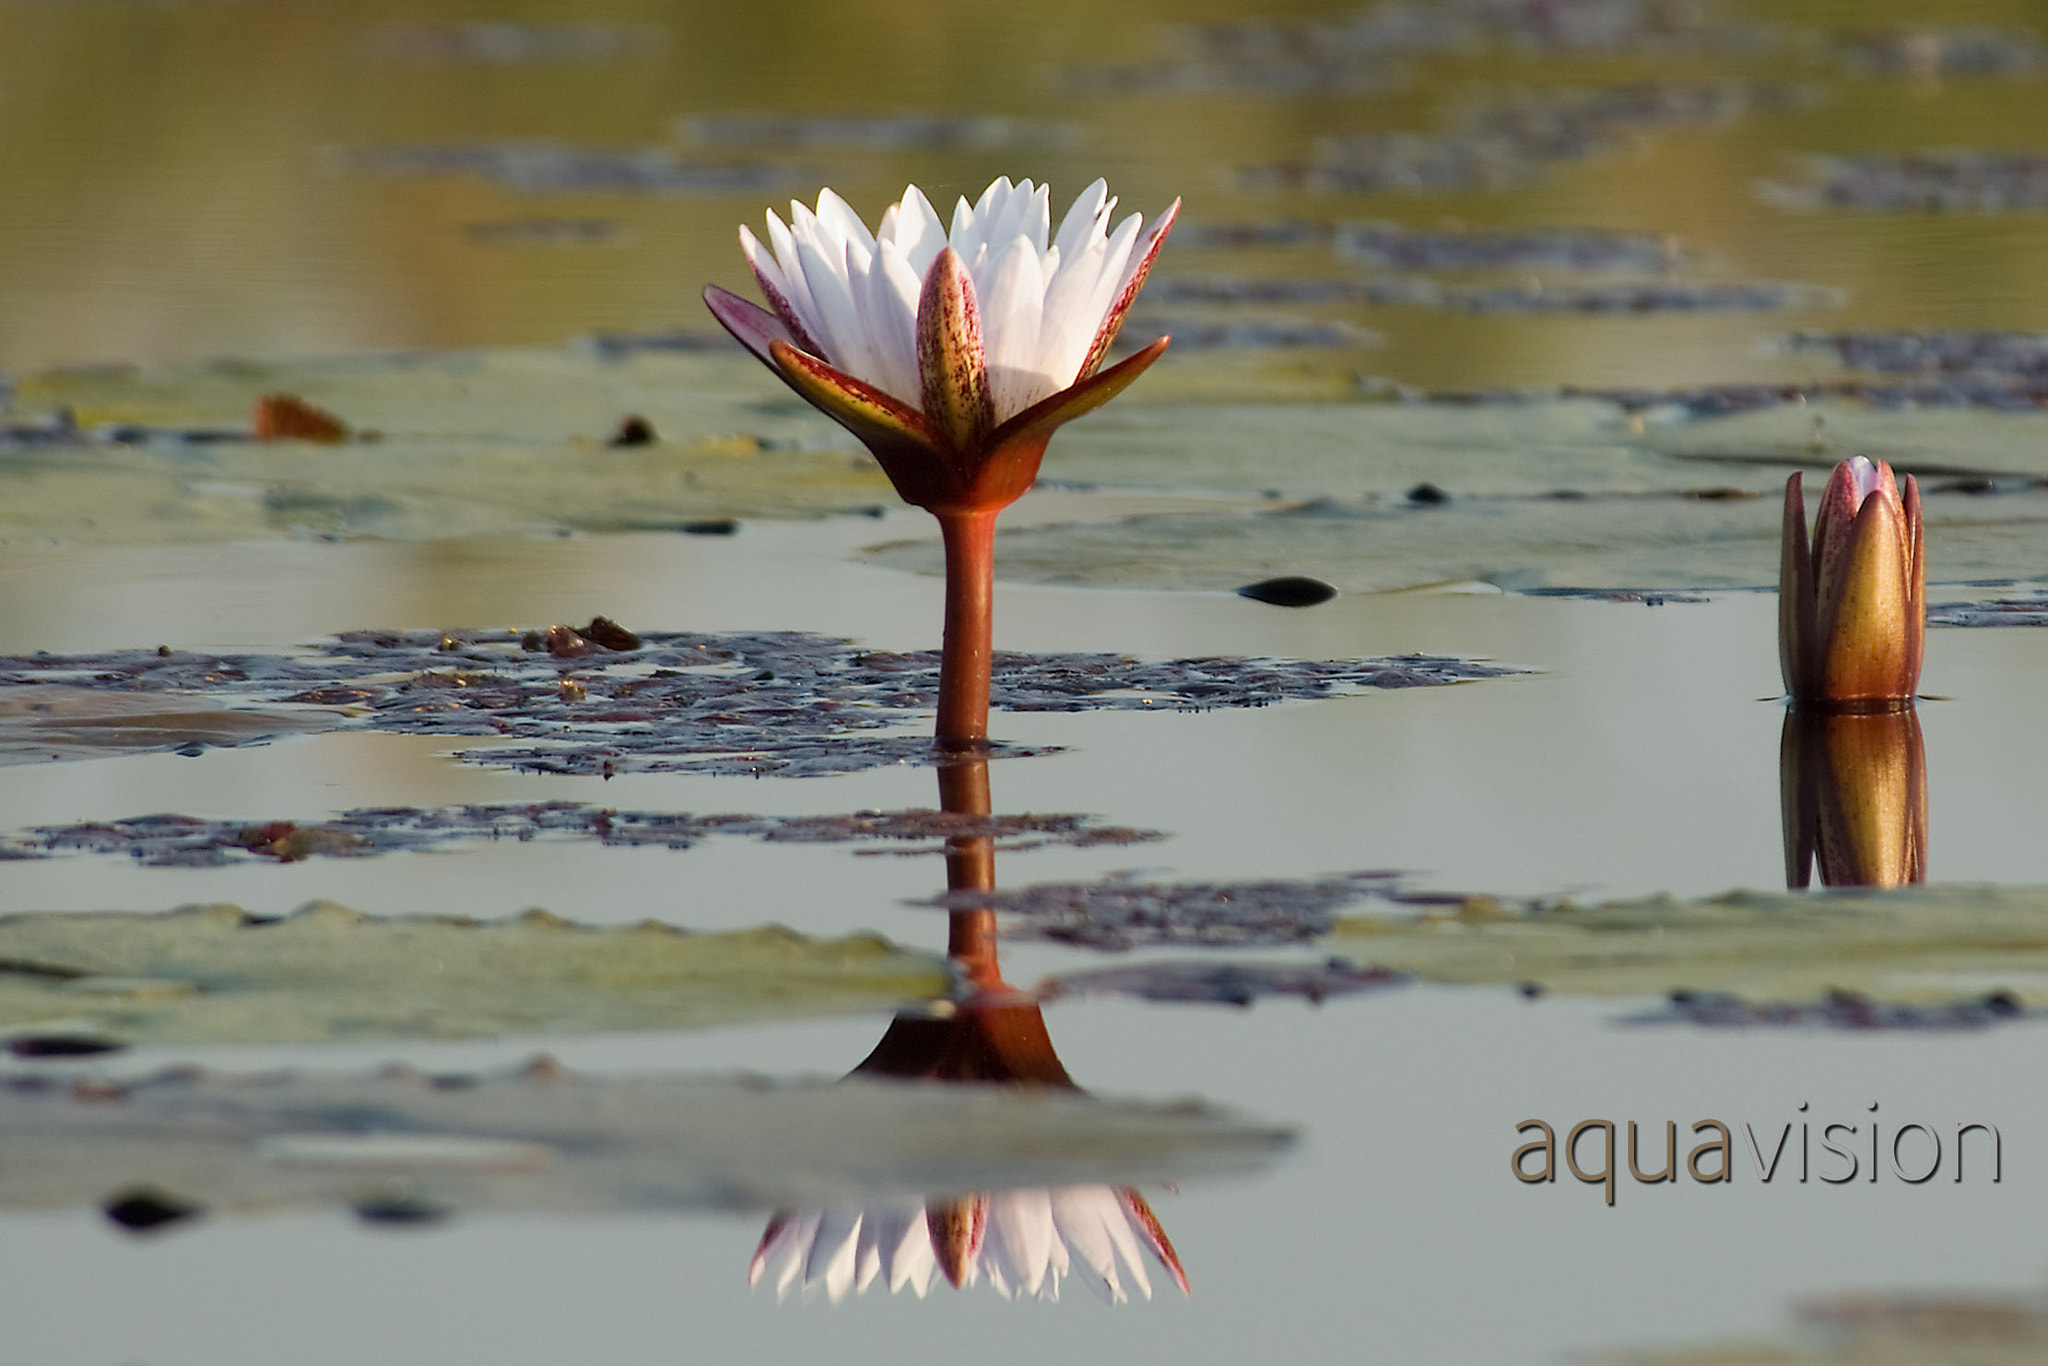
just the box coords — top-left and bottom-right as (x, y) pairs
(0, 903), (947, 1047)
(0, 1061), (1295, 1220)
(1330, 884), (2048, 1008)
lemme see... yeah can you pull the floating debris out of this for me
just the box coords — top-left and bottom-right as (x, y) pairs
(19, 803), (1163, 866)
(1116, 317), (1377, 351)
(1241, 83), (1810, 194)
(932, 871), (1412, 949)
(1625, 987), (2036, 1031)
(1833, 27), (2044, 78)
(366, 23), (663, 63)
(1333, 221), (1682, 273)
(1237, 576), (1339, 608)
(1928, 595), (2048, 627)
(1144, 273), (1821, 314)
(1040, 958), (1406, 1006)
(1067, 1), (1775, 95)
(333, 142), (801, 195)
(252, 393), (348, 444)
(677, 112), (1079, 150)
(0, 630), (1518, 777)
(465, 218), (624, 245)
(1787, 330), (2048, 379)
(1766, 152), (2048, 212)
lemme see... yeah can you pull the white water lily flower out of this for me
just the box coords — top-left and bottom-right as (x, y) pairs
(705, 177), (1176, 515)
(749, 1185), (1187, 1305)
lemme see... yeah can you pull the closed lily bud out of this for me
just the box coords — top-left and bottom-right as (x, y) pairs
(1778, 456), (1925, 706)
(1780, 708), (1928, 889)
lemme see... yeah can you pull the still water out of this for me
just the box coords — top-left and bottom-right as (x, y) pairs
(6, 0), (2048, 1361)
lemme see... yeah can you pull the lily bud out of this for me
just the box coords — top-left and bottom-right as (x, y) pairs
(1778, 456), (1925, 707)
(1781, 708), (1928, 889)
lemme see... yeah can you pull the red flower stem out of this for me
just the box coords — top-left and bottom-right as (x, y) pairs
(935, 508), (997, 750)
(938, 753), (1001, 987)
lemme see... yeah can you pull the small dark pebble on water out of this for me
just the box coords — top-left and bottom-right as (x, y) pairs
(679, 518), (740, 535)
(103, 1188), (202, 1233)
(1237, 576), (1339, 608)
(1407, 482), (1449, 505)
(355, 1197), (452, 1226)
(606, 415), (656, 447)
(7, 1035), (127, 1058)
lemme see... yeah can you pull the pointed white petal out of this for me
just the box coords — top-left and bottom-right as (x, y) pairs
(1052, 179), (1111, 262)
(986, 1190), (1057, 1299)
(795, 235), (874, 379)
(979, 237), (1049, 418)
(861, 237), (923, 404)
(815, 187), (877, 259)
(893, 185), (948, 273)
(806, 1209), (863, 1304)
(763, 212), (825, 347)
(1050, 1187), (1129, 1304)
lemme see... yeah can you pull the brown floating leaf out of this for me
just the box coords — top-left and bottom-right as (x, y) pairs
(252, 393), (348, 444)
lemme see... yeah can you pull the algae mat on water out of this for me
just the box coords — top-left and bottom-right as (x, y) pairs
(0, 902), (947, 1048)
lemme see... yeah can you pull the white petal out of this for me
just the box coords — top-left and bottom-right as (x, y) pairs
(762, 212), (825, 348)
(794, 234), (875, 381)
(814, 187), (877, 261)
(1051, 178), (1111, 263)
(859, 238), (923, 404)
(1050, 1187), (1132, 1304)
(805, 1209), (863, 1304)
(985, 1189), (1057, 1299)
(766, 1211), (821, 1299)
(979, 237), (1049, 418)
(892, 185), (948, 274)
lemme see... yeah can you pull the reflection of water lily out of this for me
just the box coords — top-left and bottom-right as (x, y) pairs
(1782, 707), (1928, 889)
(1779, 456), (1925, 707)
(750, 1186), (1187, 1304)
(705, 178), (1177, 747)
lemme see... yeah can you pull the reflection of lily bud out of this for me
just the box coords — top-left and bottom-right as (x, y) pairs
(749, 1186), (1185, 1303)
(1781, 708), (1928, 889)
(1779, 456), (1925, 707)
(750, 993), (1186, 1302)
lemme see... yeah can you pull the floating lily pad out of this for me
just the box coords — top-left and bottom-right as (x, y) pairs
(876, 468), (2048, 594)
(1330, 884), (2048, 1014)
(1594, 1284), (2048, 1365)
(20, 803), (1162, 867)
(0, 629), (1518, 776)
(1039, 959), (1406, 1006)
(0, 903), (947, 1047)
(0, 1062), (1295, 1221)
(936, 871), (1414, 949)
(0, 686), (332, 765)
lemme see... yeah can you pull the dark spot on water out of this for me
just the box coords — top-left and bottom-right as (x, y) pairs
(606, 415), (655, 447)
(7, 1034), (125, 1058)
(1934, 477), (2000, 495)
(933, 870), (1407, 949)
(1407, 482), (1449, 505)
(355, 1197), (451, 1226)
(173, 741), (207, 757)
(1237, 576), (1338, 608)
(103, 1188), (202, 1233)
(679, 518), (739, 535)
